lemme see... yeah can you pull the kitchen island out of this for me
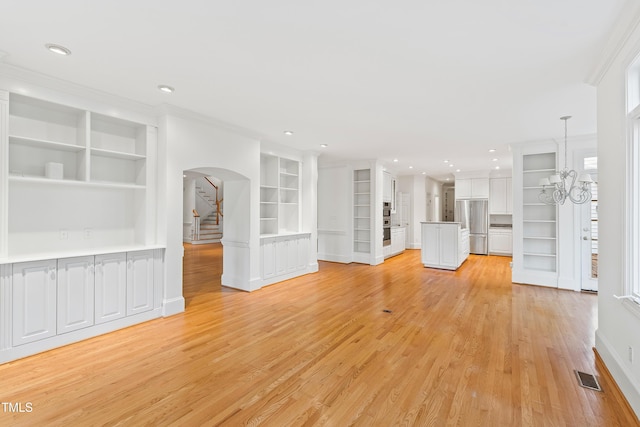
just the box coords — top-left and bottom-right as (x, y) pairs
(421, 222), (469, 270)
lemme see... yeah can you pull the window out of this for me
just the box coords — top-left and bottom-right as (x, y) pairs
(626, 116), (640, 300)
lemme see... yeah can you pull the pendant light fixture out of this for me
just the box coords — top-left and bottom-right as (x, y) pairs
(538, 116), (593, 205)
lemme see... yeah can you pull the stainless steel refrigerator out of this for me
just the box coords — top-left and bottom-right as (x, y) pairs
(455, 199), (488, 254)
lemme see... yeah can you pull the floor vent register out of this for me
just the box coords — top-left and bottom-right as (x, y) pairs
(574, 370), (602, 392)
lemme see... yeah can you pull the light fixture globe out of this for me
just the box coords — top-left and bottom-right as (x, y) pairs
(538, 116), (593, 205)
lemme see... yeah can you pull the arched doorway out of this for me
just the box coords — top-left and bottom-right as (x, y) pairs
(182, 166), (251, 305)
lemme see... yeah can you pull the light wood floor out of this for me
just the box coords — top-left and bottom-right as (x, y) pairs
(1, 245), (638, 426)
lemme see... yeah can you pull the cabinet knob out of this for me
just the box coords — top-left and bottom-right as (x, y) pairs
(583, 236), (589, 240)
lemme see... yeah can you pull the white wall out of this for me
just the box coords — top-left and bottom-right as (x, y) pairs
(317, 165), (352, 263)
(397, 175), (427, 249)
(593, 4), (640, 416)
(425, 176), (443, 222)
(158, 109), (262, 315)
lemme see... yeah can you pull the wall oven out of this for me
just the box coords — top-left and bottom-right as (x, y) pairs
(383, 202), (391, 246)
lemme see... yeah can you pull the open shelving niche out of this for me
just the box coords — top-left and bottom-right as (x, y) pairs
(4, 92), (157, 258)
(521, 152), (557, 273)
(260, 154), (300, 235)
(353, 169), (371, 263)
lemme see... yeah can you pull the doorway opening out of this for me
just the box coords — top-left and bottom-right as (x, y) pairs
(182, 167), (250, 306)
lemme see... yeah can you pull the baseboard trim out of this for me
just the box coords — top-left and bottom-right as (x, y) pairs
(595, 329), (640, 419)
(318, 253), (352, 264)
(162, 297), (185, 316)
(594, 345), (640, 424)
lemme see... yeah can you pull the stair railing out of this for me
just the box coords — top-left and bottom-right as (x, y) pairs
(192, 209), (200, 241)
(204, 177), (224, 225)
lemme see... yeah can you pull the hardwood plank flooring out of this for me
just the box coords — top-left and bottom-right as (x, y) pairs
(0, 244), (637, 426)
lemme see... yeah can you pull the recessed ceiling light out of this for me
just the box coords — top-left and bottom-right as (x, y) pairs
(158, 85), (175, 93)
(393, 159), (399, 163)
(409, 166), (413, 169)
(489, 148), (496, 153)
(495, 166), (500, 170)
(320, 144), (328, 148)
(449, 164), (454, 167)
(444, 160), (449, 163)
(422, 172), (426, 175)
(183, 174), (187, 178)
(45, 43), (71, 56)
(456, 169), (461, 172)
(492, 158), (498, 162)
(284, 130), (294, 136)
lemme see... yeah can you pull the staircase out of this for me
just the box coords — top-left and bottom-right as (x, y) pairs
(191, 179), (223, 244)
(195, 212), (223, 244)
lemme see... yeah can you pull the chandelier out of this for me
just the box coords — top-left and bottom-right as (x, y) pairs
(538, 116), (593, 205)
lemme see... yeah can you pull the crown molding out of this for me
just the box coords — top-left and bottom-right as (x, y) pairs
(0, 63), (158, 124)
(587, 0), (640, 86)
(157, 103), (264, 142)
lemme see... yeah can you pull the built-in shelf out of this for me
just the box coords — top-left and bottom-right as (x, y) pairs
(521, 152), (558, 273)
(353, 169), (371, 258)
(9, 135), (85, 152)
(260, 154), (300, 235)
(91, 148), (146, 160)
(3, 91), (156, 259)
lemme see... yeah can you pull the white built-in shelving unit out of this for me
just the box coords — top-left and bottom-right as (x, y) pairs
(353, 169), (371, 260)
(260, 154), (300, 235)
(0, 88), (162, 365)
(521, 152), (557, 273)
(3, 92), (156, 257)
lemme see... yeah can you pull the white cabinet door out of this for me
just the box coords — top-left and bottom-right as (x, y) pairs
(57, 256), (95, 334)
(126, 251), (154, 316)
(455, 179), (471, 199)
(439, 224), (459, 267)
(391, 228), (406, 255)
(383, 172), (392, 202)
(421, 225), (440, 265)
(95, 253), (127, 324)
(275, 239), (288, 276)
(489, 231), (513, 255)
(297, 236), (309, 270)
(471, 178), (490, 199)
(12, 260), (57, 346)
(489, 178), (507, 214)
(262, 239), (276, 278)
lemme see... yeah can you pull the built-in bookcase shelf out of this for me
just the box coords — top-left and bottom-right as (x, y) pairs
(353, 169), (371, 255)
(260, 154), (300, 235)
(521, 152), (557, 273)
(2, 91), (157, 258)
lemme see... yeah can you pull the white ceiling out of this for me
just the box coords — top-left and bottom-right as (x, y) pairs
(0, 1), (627, 180)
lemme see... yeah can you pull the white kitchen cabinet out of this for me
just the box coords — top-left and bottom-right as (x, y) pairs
(455, 179), (471, 199)
(57, 256), (95, 334)
(126, 250), (154, 316)
(489, 178), (513, 215)
(95, 253), (127, 325)
(12, 260), (57, 346)
(389, 227), (406, 257)
(383, 172), (392, 202)
(489, 229), (513, 256)
(472, 178), (490, 199)
(421, 222), (469, 270)
(455, 178), (488, 199)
